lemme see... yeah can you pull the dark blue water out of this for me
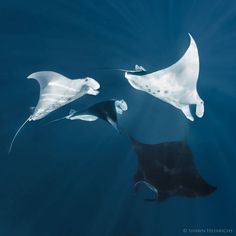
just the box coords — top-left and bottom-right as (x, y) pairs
(0, 0), (236, 235)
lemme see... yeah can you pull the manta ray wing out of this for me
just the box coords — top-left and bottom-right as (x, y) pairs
(8, 71), (100, 153)
(130, 137), (216, 202)
(149, 34), (199, 88)
(28, 71), (93, 121)
(65, 100), (127, 131)
(124, 34), (204, 121)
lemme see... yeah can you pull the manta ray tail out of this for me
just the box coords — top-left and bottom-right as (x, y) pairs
(45, 109), (77, 126)
(94, 67), (134, 72)
(134, 180), (159, 202)
(45, 117), (67, 125)
(8, 116), (31, 154)
(101, 65), (146, 72)
(112, 69), (130, 72)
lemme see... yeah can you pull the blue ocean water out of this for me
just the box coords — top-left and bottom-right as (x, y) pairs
(0, 0), (236, 235)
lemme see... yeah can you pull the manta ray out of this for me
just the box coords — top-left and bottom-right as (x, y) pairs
(122, 34), (204, 121)
(49, 99), (128, 131)
(130, 136), (216, 202)
(9, 71), (100, 153)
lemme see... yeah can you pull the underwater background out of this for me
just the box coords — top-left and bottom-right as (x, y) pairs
(0, 0), (236, 235)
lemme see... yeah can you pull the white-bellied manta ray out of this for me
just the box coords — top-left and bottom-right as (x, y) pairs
(121, 34), (204, 121)
(48, 99), (128, 131)
(129, 136), (216, 202)
(9, 71), (100, 153)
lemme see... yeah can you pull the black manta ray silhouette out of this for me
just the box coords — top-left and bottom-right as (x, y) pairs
(49, 100), (217, 202)
(129, 136), (217, 202)
(48, 99), (128, 131)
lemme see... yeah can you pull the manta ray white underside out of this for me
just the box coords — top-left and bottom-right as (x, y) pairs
(9, 71), (100, 153)
(124, 34), (204, 121)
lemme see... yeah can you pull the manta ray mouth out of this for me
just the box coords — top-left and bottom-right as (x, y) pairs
(115, 100), (128, 114)
(88, 87), (100, 95)
(117, 100), (128, 111)
(86, 78), (100, 95)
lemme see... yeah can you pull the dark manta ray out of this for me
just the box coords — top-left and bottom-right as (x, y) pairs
(130, 137), (216, 202)
(49, 99), (128, 131)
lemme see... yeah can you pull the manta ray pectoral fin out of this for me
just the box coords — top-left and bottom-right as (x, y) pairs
(181, 105), (194, 121)
(70, 114), (98, 121)
(134, 181), (159, 200)
(27, 71), (68, 90)
(8, 115), (32, 154)
(133, 180), (143, 192)
(87, 87), (99, 95)
(106, 117), (119, 131)
(27, 71), (101, 121)
(196, 100), (204, 118)
(127, 79), (141, 90)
